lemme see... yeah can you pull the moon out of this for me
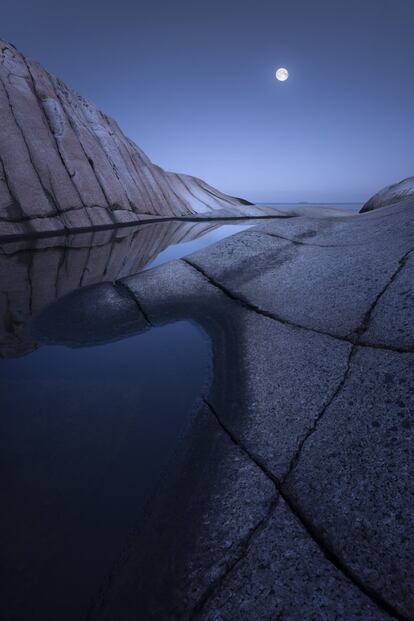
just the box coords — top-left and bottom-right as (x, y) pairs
(275, 67), (289, 82)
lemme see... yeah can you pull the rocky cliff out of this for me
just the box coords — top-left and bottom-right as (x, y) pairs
(0, 40), (259, 238)
(361, 176), (414, 212)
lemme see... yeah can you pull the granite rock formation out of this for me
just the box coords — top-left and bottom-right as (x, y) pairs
(361, 176), (414, 212)
(0, 39), (268, 238)
(31, 200), (414, 620)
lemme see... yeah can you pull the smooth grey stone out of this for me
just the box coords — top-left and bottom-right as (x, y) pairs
(32, 282), (148, 347)
(186, 204), (414, 339)
(200, 499), (391, 621)
(363, 251), (414, 350)
(186, 228), (406, 338)
(90, 405), (276, 620)
(283, 347), (414, 619)
(124, 260), (352, 479)
(361, 176), (414, 212)
(252, 199), (414, 247)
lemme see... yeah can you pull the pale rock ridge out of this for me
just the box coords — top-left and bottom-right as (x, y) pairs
(0, 40), (252, 237)
(361, 176), (414, 212)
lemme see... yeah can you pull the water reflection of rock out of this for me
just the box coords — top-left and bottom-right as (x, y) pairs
(0, 220), (221, 358)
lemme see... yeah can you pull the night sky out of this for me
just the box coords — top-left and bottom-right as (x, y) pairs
(2, 0), (413, 202)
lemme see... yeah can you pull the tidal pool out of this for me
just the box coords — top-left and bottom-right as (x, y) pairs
(0, 219), (252, 619)
(0, 321), (211, 620)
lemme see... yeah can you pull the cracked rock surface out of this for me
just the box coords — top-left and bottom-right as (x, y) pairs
(93, 405), (277, 621)
(283, 347), (414, 619)
(200, 498), (391, 621)
(32, 201), (413, 620)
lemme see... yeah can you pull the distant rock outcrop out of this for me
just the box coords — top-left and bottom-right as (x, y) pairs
(361, 176), (414, 212)
(0, 40), (259, 238)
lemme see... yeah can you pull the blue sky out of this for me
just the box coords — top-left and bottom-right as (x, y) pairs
(2, 0), (413, 202)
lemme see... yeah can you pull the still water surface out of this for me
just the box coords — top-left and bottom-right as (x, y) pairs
(1, 323), (210, 619)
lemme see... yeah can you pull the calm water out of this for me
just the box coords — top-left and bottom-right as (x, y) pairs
(1, 323), (211, 619)
(0, 209), (360, 619)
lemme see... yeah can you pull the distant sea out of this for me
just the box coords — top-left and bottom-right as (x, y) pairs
(261, 202), (362, 213)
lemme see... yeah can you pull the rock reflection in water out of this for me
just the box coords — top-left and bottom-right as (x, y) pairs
(0, 220), (251, 358)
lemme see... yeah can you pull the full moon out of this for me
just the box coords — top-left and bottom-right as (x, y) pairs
(275, 67), (289, 82)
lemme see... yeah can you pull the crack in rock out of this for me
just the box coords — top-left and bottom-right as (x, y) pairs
(202, 399), (407, 621)
(351, 246), (414, 342)
(23, 58), (90, 217)
(0, 73), (60, 217)
(191, 483), (279, 618)
(282, 344), (355, 482)
(113, 279), (153, 327)
(182, 257), (414, 354)
(254, 228), (349, 248)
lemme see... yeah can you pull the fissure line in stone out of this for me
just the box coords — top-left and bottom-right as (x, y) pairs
(188, 398), (280, 619)
(182, 257), (414, 354)
(352, 247), (414, 341)
(113, 280), (153, 327)
(203, 399), (406, 621)
(282, 344), (356, 483)
(0, 74), (60, 217)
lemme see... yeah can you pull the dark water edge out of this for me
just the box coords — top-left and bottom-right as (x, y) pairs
(0, 322), (211, 620)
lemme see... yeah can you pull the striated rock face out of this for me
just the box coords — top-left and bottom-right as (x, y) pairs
(361, 176), (414, 212)
(0, 40), (254, 238)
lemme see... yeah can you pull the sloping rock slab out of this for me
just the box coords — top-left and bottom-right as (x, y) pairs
(361, 177), (414, 212)
(0, 39), (258, 238)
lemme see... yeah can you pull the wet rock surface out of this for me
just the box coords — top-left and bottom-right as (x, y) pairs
(25, 203), (414, 618)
